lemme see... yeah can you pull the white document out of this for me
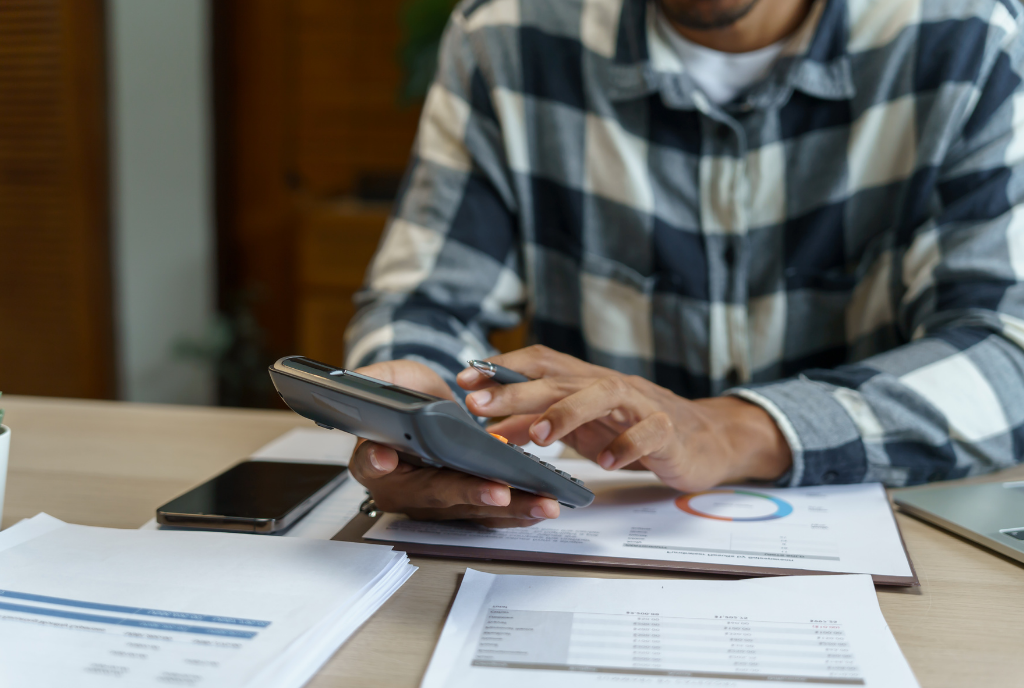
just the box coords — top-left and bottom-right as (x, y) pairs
(1, 513), (415, 688)
(141, 427), (367, 539)
(422, 569), (919, 688)
(365, 459), (913, 579)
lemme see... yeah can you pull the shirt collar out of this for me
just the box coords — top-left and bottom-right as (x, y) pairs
(600, 0), (855, 108)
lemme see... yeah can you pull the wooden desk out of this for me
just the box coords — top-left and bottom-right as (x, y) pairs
(3, 395), (1022, 687)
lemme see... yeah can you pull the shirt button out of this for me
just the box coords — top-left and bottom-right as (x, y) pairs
(822, 470), (838, 484)
(725, 369), (740, 387)
(724, 244), (735, 266)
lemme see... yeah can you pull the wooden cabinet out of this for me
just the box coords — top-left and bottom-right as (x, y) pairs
(0, 0), (114, 398)
(296, 201), (391, 363)
(216, 0), (524, 403)
(215, 0), (416, 378)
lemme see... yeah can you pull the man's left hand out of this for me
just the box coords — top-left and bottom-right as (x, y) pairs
(456, 346), (793, 492)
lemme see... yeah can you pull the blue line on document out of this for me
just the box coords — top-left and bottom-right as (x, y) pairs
(0, 590), (270, 627)
(0, 601), (259, 638)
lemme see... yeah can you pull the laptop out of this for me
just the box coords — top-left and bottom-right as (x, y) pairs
(894, 479), (1024, 564)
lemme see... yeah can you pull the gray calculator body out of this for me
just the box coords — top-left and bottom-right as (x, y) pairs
(268, 356), (595, 508)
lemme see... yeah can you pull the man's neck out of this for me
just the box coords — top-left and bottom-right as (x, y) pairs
(661, 0), (813, 53)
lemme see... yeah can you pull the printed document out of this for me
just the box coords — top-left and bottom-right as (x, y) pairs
(365, 459), (913, 579)
(421, 569), (919, 688)
(0, 513), (415, 688)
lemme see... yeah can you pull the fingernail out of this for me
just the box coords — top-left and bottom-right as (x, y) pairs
(368, 447), (384, 472)
(530, 506), (549, 519)
(481, 490), (500, 506)
(470, 390), (492, 407)
(598, 451), (615, 469)
(532, 419), (551, 442)
(458, 368), (481, 384)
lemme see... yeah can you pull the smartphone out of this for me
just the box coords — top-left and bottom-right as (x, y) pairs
(156, 460), (349, 533)
(268, 356), (595, 508)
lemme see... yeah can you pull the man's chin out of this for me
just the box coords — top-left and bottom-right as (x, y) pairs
(656, 0), (763, 30)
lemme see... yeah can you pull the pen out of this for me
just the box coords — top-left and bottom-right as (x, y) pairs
(467, 359), (531, 384)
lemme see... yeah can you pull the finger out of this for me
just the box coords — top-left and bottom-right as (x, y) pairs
(403, 492), (560, 522)
(348, 441), (400, 484)
(364, 463), (513, 512)
(596, 412), (674, 471)
(466, 376), (596, 418)
(530, 376), (658, 446)
(456, 367), (503, 390)
(486, 345), (617, 381)
(486, 414), (540, 444)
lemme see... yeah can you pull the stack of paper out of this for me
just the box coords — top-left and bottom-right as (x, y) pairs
(0, 513), (415, 687)
(423, 569), (919, 688)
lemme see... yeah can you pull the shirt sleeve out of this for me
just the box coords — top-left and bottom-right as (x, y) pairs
(731, 26), (1024, 487)
(344, 7), (524, 398)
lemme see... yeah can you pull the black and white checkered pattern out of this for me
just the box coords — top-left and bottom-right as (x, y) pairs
(346, 0), (1024, 487)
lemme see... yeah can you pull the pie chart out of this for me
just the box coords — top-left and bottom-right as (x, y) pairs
(675, 489), (793, 521)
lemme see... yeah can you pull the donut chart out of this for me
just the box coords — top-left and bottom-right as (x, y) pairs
(675, 489), (793, 522)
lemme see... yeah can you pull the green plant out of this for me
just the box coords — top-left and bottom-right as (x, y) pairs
(398, 0), (459, 104)
(0, 391), (5, 426)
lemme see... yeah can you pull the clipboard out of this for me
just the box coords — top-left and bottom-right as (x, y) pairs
(334, 498), (920, 587)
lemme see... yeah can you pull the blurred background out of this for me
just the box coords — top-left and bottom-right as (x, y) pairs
(0, 0), (525, 408)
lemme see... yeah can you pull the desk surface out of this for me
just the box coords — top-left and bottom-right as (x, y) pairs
(3, 394), (1022, 687)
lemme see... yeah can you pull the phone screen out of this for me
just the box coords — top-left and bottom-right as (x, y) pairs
(159, 461), (348, 520)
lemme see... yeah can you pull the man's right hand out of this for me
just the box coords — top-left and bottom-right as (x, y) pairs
(346, 359), (561, 528)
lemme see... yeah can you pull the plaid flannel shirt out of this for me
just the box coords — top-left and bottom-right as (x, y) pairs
(346, 0), (1024, 487)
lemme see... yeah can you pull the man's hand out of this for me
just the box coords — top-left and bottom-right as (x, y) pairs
(346, 359), (561, 527)
(457, 346), (792, 492)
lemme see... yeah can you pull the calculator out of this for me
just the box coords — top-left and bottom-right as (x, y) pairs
(268, 356), (596, 508)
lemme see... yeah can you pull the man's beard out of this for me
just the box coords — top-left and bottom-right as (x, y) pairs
(656, 0), (764, 30)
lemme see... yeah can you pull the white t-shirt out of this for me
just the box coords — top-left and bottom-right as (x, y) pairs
(655, 9), (786, 105)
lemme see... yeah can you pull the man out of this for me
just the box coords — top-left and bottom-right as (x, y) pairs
(343, 0), (1024, 526)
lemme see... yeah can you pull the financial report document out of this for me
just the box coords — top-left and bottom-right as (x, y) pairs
(0, 513), (414, 688)
(421, 570), (919, 688)
(365, 459), (914, 582)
